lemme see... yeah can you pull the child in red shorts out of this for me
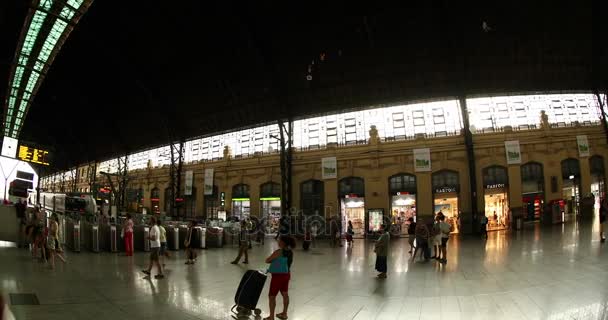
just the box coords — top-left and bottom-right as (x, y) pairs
(264, 235), (295, 320)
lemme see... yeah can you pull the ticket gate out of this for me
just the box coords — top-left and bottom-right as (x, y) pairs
(91, 224), (100, 253)
(65, 219), (81, 252)
(192, 227), (206, 249)
(166, 226), (180, 251)
(206, 227), (223, 248)
(134, 225), (150, 251)
(109, 225), (118, 252)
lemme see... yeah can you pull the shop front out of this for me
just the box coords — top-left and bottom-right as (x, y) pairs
(482, 166), (509, 231)
(388, 173), (417, 237)
(150, 187), (160, 214)
(590, 155), (605, 211)
(432, 170), (460, 233)
(339, 177), (365, 238)
(561, 159), (581, 218)
(232, 184), (250, 220)
(260, 182), (281, 235)
(521, 162), (544, 221)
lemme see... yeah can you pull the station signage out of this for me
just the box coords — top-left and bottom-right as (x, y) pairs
(434, 186), (457, 194)
(17, 144), (50, 165)
(485, 183), (506, 189)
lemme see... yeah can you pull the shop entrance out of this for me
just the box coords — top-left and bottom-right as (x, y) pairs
(521, 162), (544, 221)
(260, 182), (282, 235)
(482, 166), (510, 231)
(150, 187), (160, 214)
(561, 159), (581, 218)
(339, 177), (365, 238)
(388, 173), (417, 237)
(590, 156), (605, 212)
(231, 184), (250, 220)
(432, 170), (460, 233)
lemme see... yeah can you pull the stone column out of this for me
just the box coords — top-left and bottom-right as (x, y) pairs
(508, 165), (523, 229)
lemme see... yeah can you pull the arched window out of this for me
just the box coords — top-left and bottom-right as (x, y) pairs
(232, 184), (250, 219)
(432, 170), (460, 192)
(338, 177), (365, 197)
(232, 184), (250, 199)
(483, 166), (508, 187)
(301, 180), (324, 216)
(521, 162), (544, 194)
(260, 182), (281, 198)
(389, 174), (416, 194)
(590, 155), (605, 177)
(561, 158), (581, 179)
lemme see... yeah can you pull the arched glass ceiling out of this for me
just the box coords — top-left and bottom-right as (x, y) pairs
(3, 0), (93, 138)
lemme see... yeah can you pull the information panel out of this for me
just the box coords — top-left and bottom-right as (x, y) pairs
(17, 145), (50, 165)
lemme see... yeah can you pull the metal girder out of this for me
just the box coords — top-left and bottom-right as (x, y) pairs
(278, 119), (293, 218)
(87, 161), (97, 196)
(459, 96), (479, 234)
(169, 142), (184, 217)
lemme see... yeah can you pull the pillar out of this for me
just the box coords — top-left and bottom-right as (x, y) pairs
(250, 183), (260, 218)
(508, 165), (523, 228)
(324, 179), (338, 219)
(416, 172), (433, 222)
(580, 157), (592, 197)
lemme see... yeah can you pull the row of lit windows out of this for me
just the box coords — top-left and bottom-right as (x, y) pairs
(43, 93), (605, 181)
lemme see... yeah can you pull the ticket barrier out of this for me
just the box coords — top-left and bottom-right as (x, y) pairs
(206, 227), (223, 248)
(65, 219), (81, 252)
(179, 226), (189, 249)
(192, 227), (206, 249)
(166, 225), (180, 250)
(98, 224), (118, 252)
(82, 222), (100, 253)
(134, 225), (150, 252)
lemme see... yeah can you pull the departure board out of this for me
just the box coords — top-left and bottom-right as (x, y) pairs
(17, 145), (50, 165)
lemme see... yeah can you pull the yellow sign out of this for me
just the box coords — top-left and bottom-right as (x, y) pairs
(17, 145), (50, 166)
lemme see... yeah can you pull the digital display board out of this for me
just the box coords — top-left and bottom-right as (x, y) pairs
(17, 145), (50, 166)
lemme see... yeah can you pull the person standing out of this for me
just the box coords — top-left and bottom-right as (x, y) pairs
(431, 214), (442, 260)
(438, 215), (451, 264)
(47, 214), (66, 269)
(413, 218), (430, 261)
(122, 213), (134, 256)
(407, 217), (416, 254)
(264, 235), (295, 320)
(15, 200), (26, 248)
(480, 214), (489, 239)
(231, 223), (249, 264)
(374, 224), (390, 278)
(600, 199), (607, 242)
(157, 219), (168, 267)
(184, 221), (196, 265)
(346, 220), (354, 246)
(142, 216), (164, 279)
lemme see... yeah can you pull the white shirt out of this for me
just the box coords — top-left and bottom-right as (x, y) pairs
(149, 225), (161, 248)
(439, 221), (451, 238)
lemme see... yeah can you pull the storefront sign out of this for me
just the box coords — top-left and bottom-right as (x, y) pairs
(396, 191), (410, 195)
(576, 135), (590, 157)
(220, 192), (225, 207)
(434, 186), (457, 194)
(504, 140), (522, 164)
(485, 183), (506, 189)
(204, 168), (214, 195)
(413, 148), (431, 172)
(184, 170), (193, 195)
(322, 157), (337, 179)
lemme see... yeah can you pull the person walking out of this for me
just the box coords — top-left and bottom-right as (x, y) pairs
(184, 221), (196, 265)
(374, 224), (390, 278)
(157, 219), (168, 267)
(480, 214), (489, 239)
(264, 235), (295, 320)
(47, 214), (66, 269)
(231, 223), (250, 264)
(346, 220), (355, 246)
(600, 199), (607, 242)
(413, 218), (430, 262)
(142, 216), (164, 279)
(122, 213), (134, 256)
(438, 215), (451, 264)
(407, 217), (416, 253)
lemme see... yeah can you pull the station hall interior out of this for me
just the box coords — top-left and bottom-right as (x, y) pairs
(0, 1), (608, 320)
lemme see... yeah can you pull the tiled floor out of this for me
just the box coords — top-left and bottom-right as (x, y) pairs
(2, 220), (608, 320)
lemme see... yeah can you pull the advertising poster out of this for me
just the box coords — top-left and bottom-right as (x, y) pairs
(504, 140), (522, 164)
(184, 170), (193, 195)
(204, 168), (214, 195)
(413, 148), (431, 172)
(322, 157), (337, 179)
(576, 135), (590, 157)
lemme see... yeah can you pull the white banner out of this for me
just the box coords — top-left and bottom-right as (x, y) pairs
(413, 148), (431, 172)
(505, 140), (522, 164)
(184, 170), (193, 196)
(321, 157), (337, 179)
(204, 168), (214, 195)
(576, 135), (590, 157)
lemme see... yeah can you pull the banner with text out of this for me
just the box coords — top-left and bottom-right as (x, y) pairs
(322, 157), (337, 179)
(505, 140), (522, 164)
(184, 170), (193, 195)
(204, 168), (214, 195)
(576, 135), (590, 157)
(413, 148), (431, 172)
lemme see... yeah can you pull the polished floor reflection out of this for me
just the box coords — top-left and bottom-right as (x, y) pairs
(2, 220), (608, 320)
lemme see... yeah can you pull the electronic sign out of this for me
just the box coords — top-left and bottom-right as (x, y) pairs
(17, 145), (50, 166)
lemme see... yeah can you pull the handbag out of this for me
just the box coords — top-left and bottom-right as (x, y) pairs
(267, 256), (289, 274)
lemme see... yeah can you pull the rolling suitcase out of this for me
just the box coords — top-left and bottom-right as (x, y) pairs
(232, 270), (267, 315)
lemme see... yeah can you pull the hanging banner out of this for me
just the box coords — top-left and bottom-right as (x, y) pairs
(576, 135), (590, 157)
(184, 170), (193, 196)
(504, 140), (522, 165)
(321, 157), (337, 179)
(203, 168), (214, 195)
(413, 148), (431, 172)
